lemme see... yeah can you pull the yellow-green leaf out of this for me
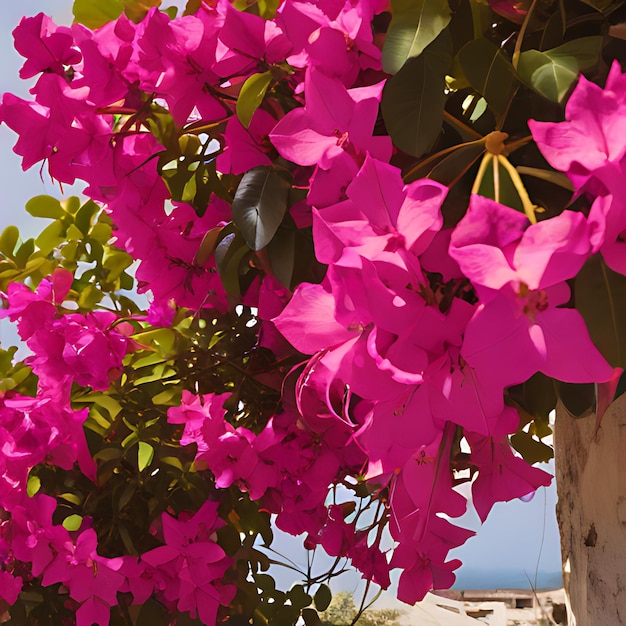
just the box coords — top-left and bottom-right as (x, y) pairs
(63, 514), (83, 531)
(25, 195), (65, 219)
(27, 475), (41, 498)
(236, 71), (273, 129)
(73, 0), (124, 28)
(138, 442), (155, 472)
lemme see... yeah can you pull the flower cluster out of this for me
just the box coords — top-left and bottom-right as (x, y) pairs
(0, 1), (624, 623)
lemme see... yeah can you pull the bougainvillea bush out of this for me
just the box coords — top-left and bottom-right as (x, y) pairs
(1, 0), (626, 623)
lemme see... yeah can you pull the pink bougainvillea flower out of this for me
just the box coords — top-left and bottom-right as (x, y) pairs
(215, 3), (291, 77)
(466, 408), (552, 521)
(141, 501), (234, 622)
(269, 68), (390, 168)
(167, 390), (230, 455)
(313, 155), (446, 262)
(0, 571), (22, 605)
(489, 0), (530, 23)
(588, 193), (626, 276)
(42, 529), (125, 623)
(450, 195), (590, 301)
(0, 91), (90, 184)
(450, 196), (614, 388)
(13, 13), (81, 80)
(529, 60), (626, 194)
(277, 0), (383, 86)
(217, 109), (277, 175)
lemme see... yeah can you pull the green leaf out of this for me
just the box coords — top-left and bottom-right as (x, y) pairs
(257, 0), (281, 18)
(518, 37), (602, 102)
(575, 255), (626, 370)
(0, 226), (19, 257)
(35, 220), (66, 255)
(25, 195), (65, 219)
(517, 51), (578, 102)
(123, 0), (162, 22)
(302, 608), (323, 626)
(426, 142), (485, 186)
(288, 585), (312, 610)
(267, 225), (296, 289)
(457, 38), (519, 115)
(382, 0), (451, 74)
(73, 0), (124, 28)
(232, 167), (291, 250)
(138, 442), (155, 472)
(27, 474), (41, 498)
(381, 29), (452, 157)
(314, 584), (332, 612)
(237, 71), (273, 129)
(78, 284), (102, 309)
(510, 430), (554, 464)
(63, 514), (83, 531)
(579, 0), (623, 12)
(550, 37), (603, 71)
(557, 381), (595, 418)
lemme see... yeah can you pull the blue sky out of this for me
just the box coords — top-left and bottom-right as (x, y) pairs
(0, 0), (563, 595)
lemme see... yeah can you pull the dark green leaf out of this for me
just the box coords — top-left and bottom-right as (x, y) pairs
(382, 0), (451, 74)
(215, 228), (250, 298)
(510, 430), (554, 465)
(232, 167), (291, 250)
(579, 0), (623, 12)
(314, 584), (332, 612)
(267, 226), (296, 289)
(302, 608), (323, 626)
(25, 195), (65, 219)
(237, 71), (273, 128)
(382, 29), (452, 157)
(427, 142), (485, 186)
(575, 255), (626, 369)
(557, 381), (595, 418)
(457, 38), (519, 115)
(516, 373), (557, 422)
(136, 598), (168, 626)
(288, 585), (312, 610)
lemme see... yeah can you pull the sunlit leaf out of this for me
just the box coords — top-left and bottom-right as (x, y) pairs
(0, 226), (19, 257)
(382, 0), (451, 74)
(237, 71), (273, 129)
(25, 195), (65, 219)
(63, 514), (83, 531)
(73, 0), (124, 28)
(27, 475), (41, 498)
(518, 37), (602, 102)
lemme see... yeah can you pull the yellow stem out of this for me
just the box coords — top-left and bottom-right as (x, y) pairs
(471, 152), (492, 195)
(497, 155), (537, 223)
(493, 155), (500, 203)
